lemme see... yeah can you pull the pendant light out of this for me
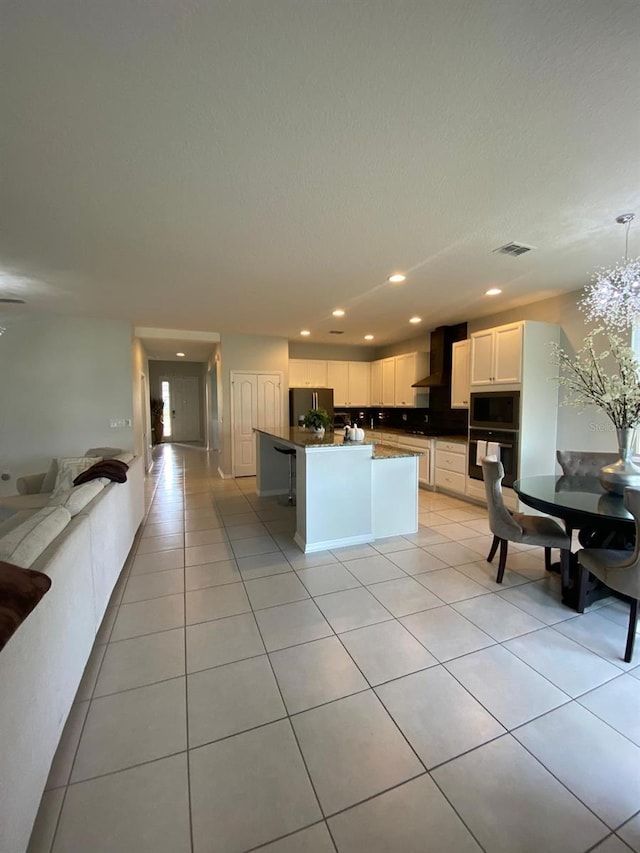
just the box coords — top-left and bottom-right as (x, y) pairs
(579, 213), (640, 329)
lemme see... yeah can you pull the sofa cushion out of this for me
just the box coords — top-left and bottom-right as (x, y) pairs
(51, 457), (102, 498)
(113, 452), (134, 465)
(0, 560), (52, 652)
(73, 459), (129, 486)
(0, 494), (51, 514)
(0, 511), (37, 538)
(48, 480), (105, 516)
(0, 506), (71, 568)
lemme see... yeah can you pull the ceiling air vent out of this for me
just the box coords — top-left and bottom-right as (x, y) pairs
(493, 242), (533, 257)
(329, 330), (344, 335)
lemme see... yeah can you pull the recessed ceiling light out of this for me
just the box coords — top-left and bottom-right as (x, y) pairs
(485, 288), (502, 296)
(300, 330), (311, 336)
(332, 309), (345, 317)
(176, 352), (185, 357)
(388, 274), (406, 283)
(364, 334), (374, 341)
(409, 316), (422, 324)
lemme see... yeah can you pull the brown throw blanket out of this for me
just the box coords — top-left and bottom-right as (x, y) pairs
(73, 458), (129, 485)
(0, 561), (51, 651)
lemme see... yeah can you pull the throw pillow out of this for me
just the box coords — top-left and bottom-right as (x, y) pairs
(48, 480), (105, 516)
(0, 506), (71, 568)
(0, 560), (51, 651)
(51, 457), (102, 498)
(73, 459), (129, 486)
(85, 446), (124, 459)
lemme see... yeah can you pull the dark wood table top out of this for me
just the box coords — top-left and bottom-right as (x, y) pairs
(514, 475), (633, 528)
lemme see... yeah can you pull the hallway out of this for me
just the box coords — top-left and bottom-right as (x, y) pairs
(28, 444), (640, 853)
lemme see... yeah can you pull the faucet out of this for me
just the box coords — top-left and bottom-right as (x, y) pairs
(370, 417), (374, 429)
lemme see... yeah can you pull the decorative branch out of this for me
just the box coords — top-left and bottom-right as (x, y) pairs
(549, 327), (640, 429)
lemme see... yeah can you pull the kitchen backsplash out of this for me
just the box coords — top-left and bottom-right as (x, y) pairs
(334, 406), (468, 434)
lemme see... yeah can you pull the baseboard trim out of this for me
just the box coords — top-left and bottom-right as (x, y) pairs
(294, 531), (372, 554)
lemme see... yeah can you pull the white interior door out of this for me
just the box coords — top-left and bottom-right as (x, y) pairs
(232, 372), (282, 477)
(166, 376), (201, 441)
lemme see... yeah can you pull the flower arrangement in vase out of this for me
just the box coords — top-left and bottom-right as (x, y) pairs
(550, 326), (640, 494)
(302, 408), (331, 436)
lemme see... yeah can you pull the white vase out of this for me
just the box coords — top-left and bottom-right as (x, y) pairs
(598, 427), (640, 495)
(311, 427), (325, 437)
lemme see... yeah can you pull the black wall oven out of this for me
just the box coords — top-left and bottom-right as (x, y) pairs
(469, 390), (520, 431)
(468, 428), (519, 488)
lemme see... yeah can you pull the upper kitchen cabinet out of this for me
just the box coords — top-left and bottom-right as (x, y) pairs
(289, 359), (328, 387)
(394, 352), (428, 406)
(370, 358), (394, 406)
(382, 358), (396, 406)
(327, 361), (370, 406)
(370, 360), (383, 406)
(451, 339), (470, 407)
(470, 322), (522, 386)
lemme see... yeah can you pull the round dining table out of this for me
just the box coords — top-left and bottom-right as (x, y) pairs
(513, 475), (634, 611)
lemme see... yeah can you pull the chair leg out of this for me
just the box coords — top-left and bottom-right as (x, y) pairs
(496, 539), (508, 584)
(544, 547), (552, 572)
(487, 535), (500, 563)
(625, 598), (638, 663)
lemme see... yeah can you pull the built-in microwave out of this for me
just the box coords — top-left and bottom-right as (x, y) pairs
(469, 390), (520, 431)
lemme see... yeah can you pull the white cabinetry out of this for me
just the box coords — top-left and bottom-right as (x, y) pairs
(396, 434), (433, 487)
(289, 359), (328, 387)
(381, 358), (395, 406)
(451, 340), (470, 408)
(370, 361), (383, 407)
(394, 353), (416, 406)
(327, 361), (370, 406)
(369, 352), (427, 407)
(470, 322), (522, 386)
(326, 361), (348, 404)
(434, 439), (467, 496)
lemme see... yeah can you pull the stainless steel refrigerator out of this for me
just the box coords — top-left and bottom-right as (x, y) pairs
(289, 388), (334, 426)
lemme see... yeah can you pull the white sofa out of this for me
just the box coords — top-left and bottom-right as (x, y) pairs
(0, 454), (145, 853)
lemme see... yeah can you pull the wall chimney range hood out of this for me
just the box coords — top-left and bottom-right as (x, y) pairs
(412, 324), (466, 388)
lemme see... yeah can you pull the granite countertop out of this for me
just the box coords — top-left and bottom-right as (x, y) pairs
(372, 444), (423, 459)
(366, 427), (468, 443)
(254, 427), (423, 456)
(254, 427), (375, 449)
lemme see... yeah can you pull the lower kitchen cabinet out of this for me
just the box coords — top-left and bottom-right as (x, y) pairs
(395, 435), (433, 487)
(434, 439), (467, 496)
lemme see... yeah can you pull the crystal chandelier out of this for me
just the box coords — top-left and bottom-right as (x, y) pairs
(579, 213), (640, 329)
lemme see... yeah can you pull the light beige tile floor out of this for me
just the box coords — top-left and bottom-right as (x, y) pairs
(28, 444), (640, 853)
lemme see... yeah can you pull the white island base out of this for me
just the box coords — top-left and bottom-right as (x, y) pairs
(255, 429), (420, 553)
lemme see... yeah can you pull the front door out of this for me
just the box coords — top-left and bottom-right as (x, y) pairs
(161, 375), (202, 442)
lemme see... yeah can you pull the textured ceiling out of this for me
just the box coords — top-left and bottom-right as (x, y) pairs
(1, 0), (639, 349)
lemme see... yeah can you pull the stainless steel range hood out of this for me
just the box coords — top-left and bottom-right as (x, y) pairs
(412, 326), (452, 388)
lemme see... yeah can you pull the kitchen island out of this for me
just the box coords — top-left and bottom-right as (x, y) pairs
(254, 428), (422, 553)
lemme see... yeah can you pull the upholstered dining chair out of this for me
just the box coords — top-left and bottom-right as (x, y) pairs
(482, 458), (570, 584)
(577, 486), (640, 662)
(556, 450), (621, 544)
(556, 450), (619, 477)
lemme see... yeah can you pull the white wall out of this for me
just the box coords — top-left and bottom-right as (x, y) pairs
(219, 333), (289, 476)
(0, 313), (134, 496)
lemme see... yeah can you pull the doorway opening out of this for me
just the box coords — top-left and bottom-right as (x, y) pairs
(161, 380), (172, 439)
